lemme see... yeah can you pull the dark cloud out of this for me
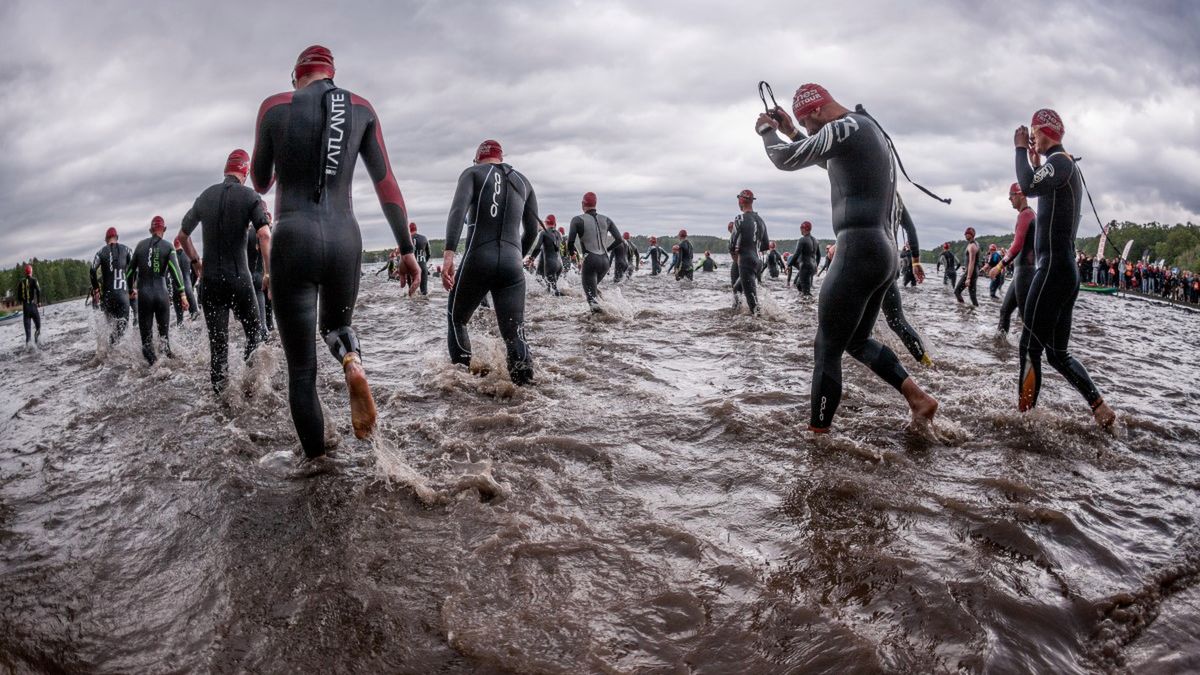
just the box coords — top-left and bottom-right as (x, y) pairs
(1, 0), (1197, 266)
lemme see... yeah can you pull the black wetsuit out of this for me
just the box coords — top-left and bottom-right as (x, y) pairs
(761, 111), (910, 429)
(172, 247), (200, 324)
(1015, 146), (1102, 409)
(626, 242), (639, 279)
(529, 228), (564, 295)
(245, 230), (274, 336)
(880, 199), (928, 363)
(792, 234), (819, 294)
(938, 249), (959, 286)
(130, 235), (186, 364)
(998, 206), (1036, 333)
(676, 240), (694, 281)
(412, 233), (431, 295)
(17, 276), (41, 344)
(700, 256), (718, 272)
(900, 248), (916, 287)
(252, 77), (414, 458)
(730, 210), (770, 313)
(567, 210), (621, 310)
(643, 246), (670, 275)
(91, 243), (134, 344)
(955, 241), (980, 306)
(728, 231), (741, 296)
(444, 162), (539, 383)
(611, 239), (631, 283)
(766, 249), (784, 278)
(182, 175), (269, 391)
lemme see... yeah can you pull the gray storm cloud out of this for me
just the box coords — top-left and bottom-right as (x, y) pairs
(0, 0), (1196, 266)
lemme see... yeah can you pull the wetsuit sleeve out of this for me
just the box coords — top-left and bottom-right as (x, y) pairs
(605, 218), (622, 253)
(898, 202), (920, 254)
(181, 201), (201, 236)
(249, 197), (269, 230)
(521, 186), (540, 256)
(127, 247), (140, 289)
(444, 168), (476, 252)
(528, 231), (544, 258)
(1017, 148), (1071, 197)
(758, 216), (770, 253)
(167, 249), (186, 298)
(251, 93), (289, 194)
(90, 252), (101, 291)
(567, 217), (582, 257)
(421, 237), (431, 260)
(358, 102), (413, 255)
(760, 118), (853, 171)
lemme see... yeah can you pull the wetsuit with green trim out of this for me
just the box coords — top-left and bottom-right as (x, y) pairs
(761, 111), (909, 429)
(998, 205), (1036, 333)
(730, 210), (770, 313)
(182, 175), (269, 391)
(129, 235), (186, 364)
(91, 242), (134, 344)
(1014, 146), (1103, 410)
(528, 228), (564, 295)
(18, 276), (41, 344)
(567, 210), (621, 310)
(880, 198), (929, 363)
(444, 162), (539, 383)
(252, 77), (414, 458)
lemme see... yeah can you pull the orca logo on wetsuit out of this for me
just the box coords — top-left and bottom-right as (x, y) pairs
(325, 92), (347, 176)
(489, 170), (503, 218)
(1032, 163), (1054, 185)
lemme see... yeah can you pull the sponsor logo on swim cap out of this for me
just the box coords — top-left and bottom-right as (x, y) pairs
(1031, 108), (1064, 142)
(792, 83), (832, 119)
(475, 139), (503, 164)
(225, 149), (250, 176)
(294, 45), (335, 80)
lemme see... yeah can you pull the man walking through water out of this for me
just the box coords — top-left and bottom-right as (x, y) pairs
(954, 227), (980, 306)
(91, 227), (134, 345)
(18, 265), (42, 346)
(993, 182), (1035, 334)
(789, 220), (819, 295)
(251, 45), (420, 458)
(642, 236), (670, 276)
(1013, 109), (1115, 427)
(567, 191), (622, 312)
(730, 189), (770, 313)
(409, 222), (432, 296)
(675, 229), (694, 281)
(756, 82), (937, 432)
(177, 149), (270, 393)
(130, 216), (189, 365)
(442, 139), (540, 384)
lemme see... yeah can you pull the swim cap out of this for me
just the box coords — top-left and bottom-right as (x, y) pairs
(545, 214), (556, 226)
(24, 264), (32, 277)
(557, 227), (565, 234)
(989, 243), (998, 252)
(623, 232), (630, 240)
(475, 139), (503, 163)
(1031, 108), (1064, 142)
(294, 45), (335, 81)
(943, 242), (950, 250)
(737, 189), (755, 202)
(649, 236), (657, 244)
(965, 227), (976, 238)
(409, 222), (418, 233)
(224, 149), (250, 176)
(678, 229), (688, 238)
(582, 192), (597, 208)
(769, 241), (777, 250)
(105, 227), (118, 241)
(151, 215), (165, 232)
(793, 83), (832, 119)
(704, 250), (711, 255)
(1009, 182), (1023, 196)
(801, 220), (812, 232)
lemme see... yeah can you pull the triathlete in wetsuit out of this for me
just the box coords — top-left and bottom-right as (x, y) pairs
(1014, 109), (1114, 427)
(409, 222), (432, 296)
(642, 236), (670, 275)
(130, 216), (188, 365)
(757, 83), (937, 431)
(983, 244), (1004, 298)
(18, 265), (41, 345)
(995, 182), (1035, 334)
(567, 192), (622, 311)
(765, 242), (784, 278)
(251, 45), (420, 455)
(442, 139), (539, 384)
(526, 215), (564, 295)
(91, 227), (134, 345)
(730, 189), (771, 313)
(612, 231), (631, 283)
(245, 222), (274, 338)
(954, 227), (980, 306)
(727, 221), (740, 306)
(178, 149), (269, 392)
(675, 230), (694, 281)
(699, 252), (718, 272)
(667, 245), (680, 276)
(937, 243), (959, 286)
(790, 221), (819, 295)
(172, 236), (200, 325)
(626, 235), (640, 278)
(880, 197), (931, 365)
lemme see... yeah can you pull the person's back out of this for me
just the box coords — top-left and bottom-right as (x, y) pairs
(130, 218), (186, 364)
(567, 192), (621, 310)
(730, 195), (770, 313)
(676, 231), (694, 280)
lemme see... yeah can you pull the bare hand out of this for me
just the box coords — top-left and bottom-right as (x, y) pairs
(181, 296), (189, 312)
(913, 262), (926, 284)
(192, 259), (204, 282)
(442, 251), (456, 291)
(130, 290), (138, 300)
(399, 253), (420, 296)
(262, 274), (270, 296)
(756, 112), (780, 135)
(1014, 125), (1029, 150)
(771, 106), (797, 137)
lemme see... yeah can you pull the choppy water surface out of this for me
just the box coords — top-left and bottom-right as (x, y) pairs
(3, 262), (1199, 673)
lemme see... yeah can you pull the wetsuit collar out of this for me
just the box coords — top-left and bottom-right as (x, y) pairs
(223, 174), (241, 184)
(1045, 144), (1066, 158)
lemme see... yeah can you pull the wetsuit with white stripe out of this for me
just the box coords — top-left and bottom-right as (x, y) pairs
(252, 77), (414, 457)
(998, 206), (1035, 333)
(642, 246), (670, 275)
(91, 243), (134, 344)
(444, 162), (539, 383)
(761, 111), (909, 429)
(730, 210), (770, 313)
(880, 198), (928, 362)
(567, 210), (621, 309)
(1015, 146), (1102, 409)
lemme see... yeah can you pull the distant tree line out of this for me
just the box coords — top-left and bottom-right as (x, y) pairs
(2, 259), (93, 306)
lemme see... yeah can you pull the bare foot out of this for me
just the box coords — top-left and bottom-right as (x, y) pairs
(901, 377), (938, 424)
(1093, 401), (1116, 430)
(343, 354), (377, 439)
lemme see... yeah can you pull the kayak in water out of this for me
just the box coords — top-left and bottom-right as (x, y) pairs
(1079, 283), (1117, 295)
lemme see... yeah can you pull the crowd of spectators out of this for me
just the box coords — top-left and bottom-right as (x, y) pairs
(1077, 254), (1200, 304)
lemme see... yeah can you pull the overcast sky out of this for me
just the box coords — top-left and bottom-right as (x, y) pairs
(2, 0), (1197, 266)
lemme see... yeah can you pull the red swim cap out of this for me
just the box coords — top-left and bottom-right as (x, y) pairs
(677, 229), (687, 238)
(989, 243), (998, 251)
(1009, 182), (1023, 196)
(225, 148), (250, 176)
(558, 226), (565, 234)
(1031, 108), (1064, 142)
(737, 189), (755, 202)
(105, 227), (118, 241)
(24, 264), (32, 276)
(801, 220), (812, 231)
(151, 215), (166, 232)
(545, 214), (556, 226)
(965, 227), (976, 238)
(649, 236), (657, 244)
(623, 232), (630, 240)
(793, 83), (832, 119)
(769, 241), (777, 250)
(409, 222), (418, 233)
(943, 242), (950, 250)
(294, 45), (335, 80)
(475, 139), (503, 163)
(582, 192), (597, 208)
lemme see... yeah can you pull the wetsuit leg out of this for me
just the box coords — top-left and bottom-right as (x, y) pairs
(491, 253), (533, 384)
(103, 293), (130, 344)
(881, 282), (927, 361)
(446, 258), (490, 367)
(23, 304), (38, 342)
(613, 257), (629, 284)
(251, 275), (269, 341)
(173, 292), (185, 324)
(544, 256), (563, 296)
(581, 253), (607, 310)
(739, 254), (760, 313)
(201, 282), (233, 391)
(799, 265), (815, 295)
(998, 282), (1018, 333)
(955, 273), (978, 306)
(1019, 267), (1102, 410)
(154, 294), (172, 357)
(136, 295), (156, 363)
(419, 265), (429, 296)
